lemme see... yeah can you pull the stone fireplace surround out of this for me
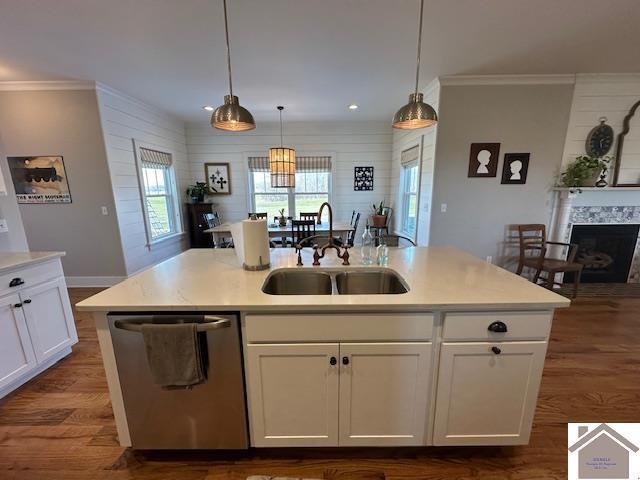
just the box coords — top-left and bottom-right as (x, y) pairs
(550, 189), (640, 283)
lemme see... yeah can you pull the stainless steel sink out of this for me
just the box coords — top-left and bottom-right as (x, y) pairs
(335, 270), (409, 295)
(262, 270), (333, 295)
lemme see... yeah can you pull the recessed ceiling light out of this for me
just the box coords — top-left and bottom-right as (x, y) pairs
(348, 104), (359, 110)
(203, 105), (214, 111)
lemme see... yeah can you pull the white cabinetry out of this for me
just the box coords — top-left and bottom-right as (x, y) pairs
(0, 257), (77, 398)
(0, 293), (37, 389)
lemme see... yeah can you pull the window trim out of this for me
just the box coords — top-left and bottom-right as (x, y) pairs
(133, 139), (183, 248)
(398, 139), (423, 243)
(245, 151), (334, 219)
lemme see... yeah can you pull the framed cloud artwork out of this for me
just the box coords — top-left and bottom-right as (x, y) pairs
(205, 163), (231, 195)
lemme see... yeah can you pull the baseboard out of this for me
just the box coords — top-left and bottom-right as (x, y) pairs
(65, 276), (126, 287)
(0, 347), (72, 399)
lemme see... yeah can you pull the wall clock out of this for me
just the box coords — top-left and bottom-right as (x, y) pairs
(585, 117), (614, 157)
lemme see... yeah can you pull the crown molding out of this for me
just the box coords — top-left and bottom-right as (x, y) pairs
(575, 73), (640, 84)
(95, 81), (183, 122)
(0, 80), (95, 91)
(439, 74), (576, 86)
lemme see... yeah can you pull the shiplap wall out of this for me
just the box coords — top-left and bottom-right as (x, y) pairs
(561, 74), (640, 185)
(96, 85), (189, 275)
(185, 121), (393, 239)
(389, 80), (440, 245)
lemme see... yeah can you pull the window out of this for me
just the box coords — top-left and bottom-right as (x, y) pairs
(135, 144), (182, 244)
(248, 156), (331, 222)
(399, 145), (420, 239)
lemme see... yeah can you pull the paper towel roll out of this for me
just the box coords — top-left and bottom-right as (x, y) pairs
(230, 218), (270, 270)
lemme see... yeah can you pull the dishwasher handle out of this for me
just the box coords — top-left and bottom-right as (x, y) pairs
(113, 315), (231, 333)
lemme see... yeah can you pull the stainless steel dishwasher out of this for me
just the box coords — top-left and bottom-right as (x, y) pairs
(108, 313), (248, 449)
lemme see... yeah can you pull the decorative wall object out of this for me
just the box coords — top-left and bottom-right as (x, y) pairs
(613, 99), (640, 186)
(468, 143), (500, 177)
(205, 162), (231, 194)
(354, 166), (374, 191)
(501, 153), (530, 185)
(7, 156), (71, 203)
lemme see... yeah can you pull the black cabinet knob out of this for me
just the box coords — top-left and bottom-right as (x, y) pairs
(13, 303), (22, 308)
(491, 346), (502, 355)
(23, 299), (32, 304)
(329, 356), (337, 366)
(9, 278), (25, 288)
(488, 321), (508, 333)
(342, 356), (350, 365)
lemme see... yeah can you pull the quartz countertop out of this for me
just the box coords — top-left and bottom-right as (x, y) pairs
(76, 247), (569, 312)
(0, 251), (65, 275)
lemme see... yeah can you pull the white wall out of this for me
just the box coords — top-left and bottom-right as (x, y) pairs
(429, 82), (575, 265)
(0, 89), (127, 281)
(96, 84), (189, 275)
(185, 121), (393, 239)
(0, 134), (28, 252)
(390, 80), (440, 245)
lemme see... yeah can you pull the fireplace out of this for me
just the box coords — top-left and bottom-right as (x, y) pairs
(566, 224), (640, 283)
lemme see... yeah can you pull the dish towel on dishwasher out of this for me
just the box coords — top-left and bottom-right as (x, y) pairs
(141, 323), (205, 388)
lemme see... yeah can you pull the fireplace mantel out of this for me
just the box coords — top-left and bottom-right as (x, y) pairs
(552, 186), (640, 192)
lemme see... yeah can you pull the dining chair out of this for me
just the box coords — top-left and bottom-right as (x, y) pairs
(300, 212), (320, 224)
(377, 233), (416, 248)
(350, 209), (356, 225)
(291, 219), (316, 246)
(515, 224), (583, 298)
(248, 212), (268, 219)
(205, 212), (233, 248)
(335, 212), (360, 247)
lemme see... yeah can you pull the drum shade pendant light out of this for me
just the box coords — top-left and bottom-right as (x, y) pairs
(392, 0), (438, 130)
(269, 106), (296, 188)
(211, 0), (256, 132)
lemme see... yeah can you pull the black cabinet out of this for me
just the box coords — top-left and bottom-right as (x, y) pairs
(187, 203), (215, 248)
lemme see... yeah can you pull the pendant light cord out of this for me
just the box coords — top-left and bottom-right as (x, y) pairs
(414, 0), (424, 95)
(222, 0), (233, 97)
(278, 106), (284, 147)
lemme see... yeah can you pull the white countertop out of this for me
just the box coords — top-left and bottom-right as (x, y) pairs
(76, 247), (569, 312)
(0, 251), (65, 275)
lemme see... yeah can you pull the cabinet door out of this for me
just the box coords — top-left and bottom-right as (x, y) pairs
(338, 342), (432, 446)
(433, 341), (547, 446)
(247, 343), (339, 447)
(0, 293), (37, 389)
(21, 277), (77, 363)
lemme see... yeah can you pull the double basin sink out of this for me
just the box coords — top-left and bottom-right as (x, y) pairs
(262, 268), (409, 295)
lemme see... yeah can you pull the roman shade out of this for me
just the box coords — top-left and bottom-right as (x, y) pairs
(140, 147), (172, 166)
(400, 145), (420, 166)
(248, 156), (332, 173)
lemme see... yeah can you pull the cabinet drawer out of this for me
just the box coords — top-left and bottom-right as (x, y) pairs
(0, 260), (63, 297)
(245, 313), (434, 342)
(442, 311), (552, 341)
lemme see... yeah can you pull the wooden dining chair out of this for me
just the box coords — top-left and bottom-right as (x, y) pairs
(248, 212), (268, 219)
(291, 220), (316, 246)
(515, 224), (583, 298)
(335, 212), (360, 247)
(300, 212), (320, 224)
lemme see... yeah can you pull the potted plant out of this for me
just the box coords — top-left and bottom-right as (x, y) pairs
(559, 155), (612, 189)
(185, 182), (208, 203)
(278, 208), (287, 227)
(370, 201), (387, 228)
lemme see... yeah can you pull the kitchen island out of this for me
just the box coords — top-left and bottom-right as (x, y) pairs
(77, 246), (569, 449)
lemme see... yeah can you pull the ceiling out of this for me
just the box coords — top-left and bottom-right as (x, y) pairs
(1, 0), (639, 123)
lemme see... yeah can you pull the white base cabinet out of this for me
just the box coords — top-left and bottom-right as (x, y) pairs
(247, 342), (433, 447)
(0, 257), (77, 398)
(433, 341), (547, 446)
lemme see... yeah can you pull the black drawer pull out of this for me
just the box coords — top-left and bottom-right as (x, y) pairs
(329, 356), (337, 366)
(9, 278), (25, 288)
(491, 346), (502, 355)
(342, 356), (350, 365)
(23, 299), (32, 304)
(13, 303), (22, 308)
(488, 321), (508, 333)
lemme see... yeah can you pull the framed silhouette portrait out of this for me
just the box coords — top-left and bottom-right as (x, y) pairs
(501, 153), (530, 184)
(468, 143), (500, 177)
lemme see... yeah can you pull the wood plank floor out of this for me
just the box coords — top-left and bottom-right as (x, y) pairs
(1, 288), (639, 479)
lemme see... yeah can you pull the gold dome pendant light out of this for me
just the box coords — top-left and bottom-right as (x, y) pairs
(269, 106), (296, 188)
(392, 0), (437, 130)
(212, 0), (256, 131)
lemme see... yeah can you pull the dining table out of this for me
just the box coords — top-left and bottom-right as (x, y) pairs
(204, 221), (355, 248)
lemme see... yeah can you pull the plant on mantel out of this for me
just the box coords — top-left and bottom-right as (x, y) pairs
(558, 155), (613, 192)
